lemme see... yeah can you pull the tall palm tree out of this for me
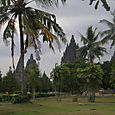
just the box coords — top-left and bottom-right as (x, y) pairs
(78, 26), (107, 64)
(77, 64), (103, 102)
(0, 0), (66, 95)
(100, 10), (115, 48)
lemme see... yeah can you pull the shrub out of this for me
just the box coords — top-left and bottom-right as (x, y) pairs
(0, 94), (9, 102)
(11, 94), (30, 104)
(0, 93), (31, 103)
(35, 92), (55, 98)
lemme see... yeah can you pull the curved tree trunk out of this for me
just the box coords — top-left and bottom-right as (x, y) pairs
(19, 13), (26, 95)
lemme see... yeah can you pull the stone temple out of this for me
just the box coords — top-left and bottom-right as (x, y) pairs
(61, 35), (80, 64)
(26, 54), (36, 67)
(14, 54), (37, 81)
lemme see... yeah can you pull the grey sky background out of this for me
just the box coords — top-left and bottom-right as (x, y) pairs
(0, 0), (115, 76)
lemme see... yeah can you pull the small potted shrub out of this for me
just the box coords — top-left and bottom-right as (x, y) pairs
(72, 97), (78, 102)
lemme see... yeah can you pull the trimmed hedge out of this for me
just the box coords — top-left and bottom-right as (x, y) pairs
(0, 92), (55, 103)
(0, 93), (30, 104)
(35, 92), (55, 98)
(11, 94), (30, 104)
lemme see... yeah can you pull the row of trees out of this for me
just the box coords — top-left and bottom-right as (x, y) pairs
(51, 60), (115, 102)
(0, 0), (114, 96)
(0, 59), (114, 99)
(0, 66), (52, 95)
(51, 10), (115, 102)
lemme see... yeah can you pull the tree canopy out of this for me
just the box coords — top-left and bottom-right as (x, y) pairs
(77, 64), (103, 102)
(78, 26), (107, 64)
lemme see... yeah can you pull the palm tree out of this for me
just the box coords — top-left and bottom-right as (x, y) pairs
(77, 64), (103, 102)
(100, 10), (115, 48)
(78, 26), (107, 64)
(78, 26), (106, 102)
(0, 0), (66, 95)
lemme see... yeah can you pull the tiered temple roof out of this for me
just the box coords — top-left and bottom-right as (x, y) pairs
(61, 35), (79, 64)
(14, 54), (37, 81)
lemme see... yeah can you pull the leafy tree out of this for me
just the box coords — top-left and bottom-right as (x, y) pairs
(40, 72), (52, 93)
(0, 70), (2, 93)
(77, 64), (103, 102)
(51, 64), (70, 101)
(61, 62), (86, 94)
(100, 10), (115, 48)
(57, 64), (71, 93)
(51, 60), (87, 96)
(0, 0), (66, 95)
(78, 26), (107, 64)
(25, 64), (40, 100)
(101, 61), (112, 89)
(2, 67), (20, 93)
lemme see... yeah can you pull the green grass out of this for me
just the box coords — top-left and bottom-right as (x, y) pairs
(0, 96), (115, 115)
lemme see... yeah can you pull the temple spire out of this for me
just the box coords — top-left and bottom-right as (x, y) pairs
(61, 35), (79, 64)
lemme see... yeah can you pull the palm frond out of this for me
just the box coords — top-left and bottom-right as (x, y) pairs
(100, 19), (114, 29)
(77, 46), (88, 59)
(94, 46), (107, 60)
(100, 29), (112, 37)
(35, 0), (66, 7)
(23, 7), (62, 52)
(79, 33), (88, 45)
(87, 26), (93, 41)
(93, 32), (100, 41)
(92, 27), (97, 38)
(0, 13), (9, 29)
(110, 34), (115, 48)
(110, 10), (115, 24)
(101, 33), (113, 44)
(3, 18), (16, 69)
(3, 18), (16, 41)
(110, 10), (115, 17)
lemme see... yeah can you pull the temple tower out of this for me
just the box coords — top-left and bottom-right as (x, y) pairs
(61, 35), (79, 64)
(14, 54), (37, 81)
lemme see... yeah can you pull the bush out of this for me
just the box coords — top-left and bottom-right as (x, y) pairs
(0, 94), (9, 102)
(0, 93), (31, 103)
(35, 92), (55, 98)
(11, 94), (30, 104)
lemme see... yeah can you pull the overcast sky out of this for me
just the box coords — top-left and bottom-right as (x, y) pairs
(0, 0), (115, 76)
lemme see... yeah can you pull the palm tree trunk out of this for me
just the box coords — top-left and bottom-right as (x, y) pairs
(32, 86), (36, 101)
(19, 13), (26, 95)
(88, 84), (95, 102)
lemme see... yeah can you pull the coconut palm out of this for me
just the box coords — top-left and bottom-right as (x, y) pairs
(78, 26), (107, 64)
(100, 10), (115, 48)
(77, 64), (103, 102)
(0, 0), (66, 95)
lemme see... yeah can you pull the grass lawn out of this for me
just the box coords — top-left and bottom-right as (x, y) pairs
(0, 96), (115, 115)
